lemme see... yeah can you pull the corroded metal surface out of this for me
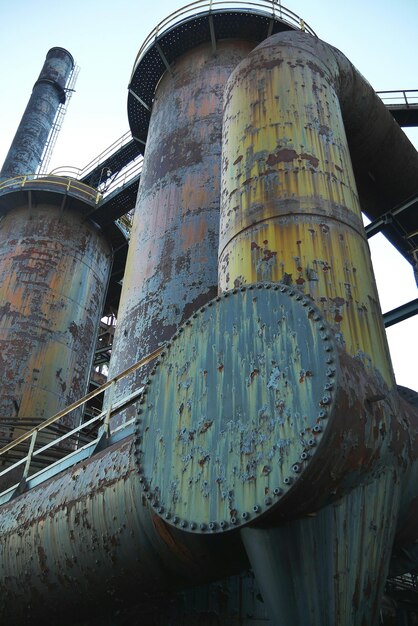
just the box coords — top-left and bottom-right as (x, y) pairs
(107, 41), (254, 424)
(0, 17), (418, 626)
(389, 395), (418, 577)
(0, 437), (246, 625)
(135, 285), (405, 535)
(0, 284), (416, 624)
(1, 48), (74, 178)
(0, 202), (112, 446)
(136, 284), (338, 531)
(242, 468), (402, 626)
(219, 31), (395, 387)
(217, 32), (414, 626)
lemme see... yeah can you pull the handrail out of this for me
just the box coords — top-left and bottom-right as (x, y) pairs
(129, 0), (316, 83)
(0, 345), (163, 459)
(49, 132), (143, 201)
(50, 130), (133, 181)
(0, 174), (102, 204)
(102, 154), (143, 198)
(377, 89), (418, 108)
(0, 414), (137, 505)
(117, 209), (135, 238)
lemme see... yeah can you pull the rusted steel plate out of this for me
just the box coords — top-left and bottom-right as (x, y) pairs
(136, 283), (408, 534)
(219, 31), (395, 388)
(107, 41), (254, 426)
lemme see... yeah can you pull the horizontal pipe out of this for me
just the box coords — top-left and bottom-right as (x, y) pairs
(0, 435), (247, 625)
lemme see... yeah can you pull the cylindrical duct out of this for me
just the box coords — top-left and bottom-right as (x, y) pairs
(0, 436), (246, 625)
(0, 202), (112, 446)
(107, 40), (254, 422)
(219, 31), (395, 387)
(0, 47), (74, 179)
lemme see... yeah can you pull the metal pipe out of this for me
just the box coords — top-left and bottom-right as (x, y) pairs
(218, 30), (418, 625)
(0, 48), (74, 178)
(0, 436), (246, 625)
(219, 30), (409, 388)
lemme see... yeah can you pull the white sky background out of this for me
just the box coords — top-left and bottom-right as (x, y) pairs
(0, 0), (416, 390)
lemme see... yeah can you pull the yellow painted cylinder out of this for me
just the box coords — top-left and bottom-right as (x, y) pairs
(219, 32), (394, 386)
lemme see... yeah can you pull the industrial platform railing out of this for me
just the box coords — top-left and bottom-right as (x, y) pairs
(99, 155), (143, 198)
(130, 0), (316, 81)
(50, 130), (133, 181)
(0, 174), (102, 204)
(49, 133), (144, 199)
(0, 346), (163, 505)
(377, 89), (418, 108)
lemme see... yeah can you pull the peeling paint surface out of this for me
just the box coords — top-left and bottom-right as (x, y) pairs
(135, 285), (404, 537)
(107, 41), (254, 426)
(219, 31), (395, 386)
(136, 285), (335, 530)
(0, 437), (247, 625)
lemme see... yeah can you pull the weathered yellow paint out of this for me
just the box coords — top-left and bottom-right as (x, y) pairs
(220, 36), (394, 386)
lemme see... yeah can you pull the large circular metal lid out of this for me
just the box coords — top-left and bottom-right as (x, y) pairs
(134, 283), (339, 533)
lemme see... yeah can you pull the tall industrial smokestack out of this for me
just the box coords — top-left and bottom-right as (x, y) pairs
(0, 47), (74, 179)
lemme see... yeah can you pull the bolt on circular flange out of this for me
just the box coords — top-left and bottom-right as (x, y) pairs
(133, 283), (340, 533)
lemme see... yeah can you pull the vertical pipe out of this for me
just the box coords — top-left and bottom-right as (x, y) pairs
(107, 40), (254, 424)
(219, 32), (395, 388)
(219, 31), (401, 626)
(0, 47), (74, 179)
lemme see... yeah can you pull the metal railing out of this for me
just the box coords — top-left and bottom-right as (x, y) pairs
(101, 154), (143, 198)
(0, 174), (102, 204)
(50, 130), (134, 181)
(49, 131), (143, 200)
(0, 346), (163, 503)
(117, 209), (135, 239)
(130, 0), (316, 82)
(377, 90), (418, 108)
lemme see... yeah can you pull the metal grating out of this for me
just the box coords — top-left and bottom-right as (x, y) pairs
(91, 175), (140, 228)
(128, 9), (305, 152)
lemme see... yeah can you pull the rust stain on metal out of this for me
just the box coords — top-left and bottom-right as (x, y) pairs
(266, 148), (297, 166)
(0, 203), (112, 454)
(106, 41), (254, 427)
(199, 421), (213, 434)
(219, 31), (395, 387)
(151, 515), (195, 565)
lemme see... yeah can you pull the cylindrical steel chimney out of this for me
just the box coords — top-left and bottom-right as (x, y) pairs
(0, 47), (74, 179)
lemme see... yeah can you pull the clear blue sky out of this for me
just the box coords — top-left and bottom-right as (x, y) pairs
(0, 0), (417, 389)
